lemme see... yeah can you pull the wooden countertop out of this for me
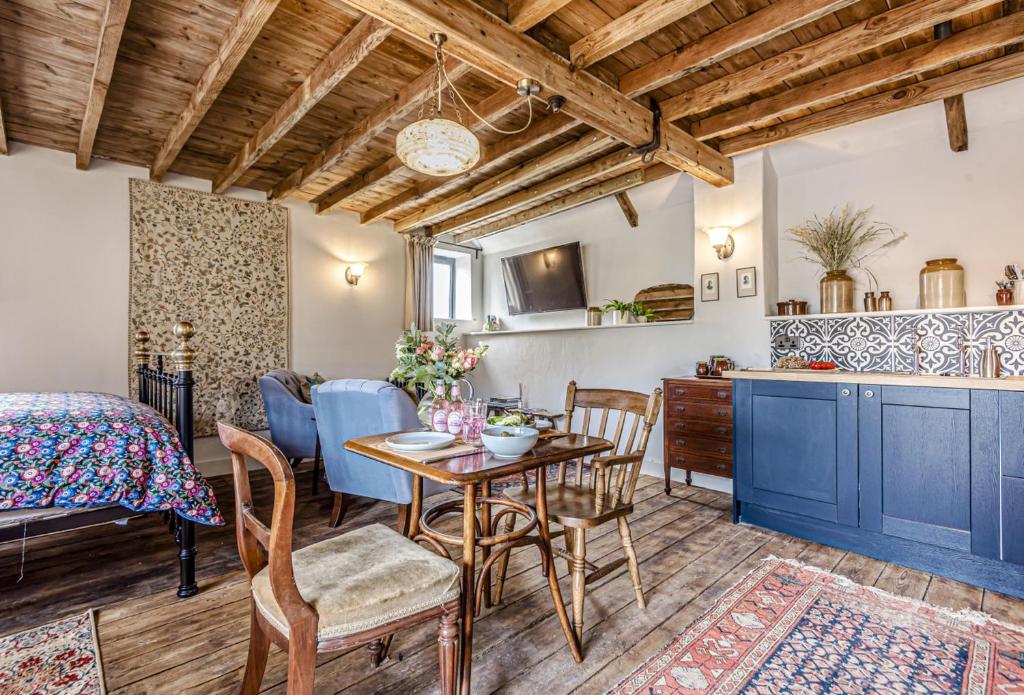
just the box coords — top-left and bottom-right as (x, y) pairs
(723, 369), (1024, 392)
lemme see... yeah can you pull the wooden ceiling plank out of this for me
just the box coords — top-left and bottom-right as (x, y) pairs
(620, 0), (862, 97)
(1005, 0), (1023, 53)
(270, 58), (472, 200)
(614, 191), (639, 227)
(0, 98), (7, 155)
(943, 94), (969, 151)
(150, 0), (282, 181)
(660, 0), (998, 122)
(337, 0), (733, 186)
(431, 146), (643, 236)
(570, 0), (716, 70)
(393, 130), (615, 232)
(719, 51), (1024, 155)
(76, 0), (132, 170)
(451, 164), (676, 243)
(509, 0), (576, 30)
(311, 82), (525, 214)
(692, 12), (1024, 140)
(356, 111), (580, 223)
(211, 16), (392, 193)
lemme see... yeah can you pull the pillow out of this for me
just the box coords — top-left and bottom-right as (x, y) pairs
(299, 372), (325, 403)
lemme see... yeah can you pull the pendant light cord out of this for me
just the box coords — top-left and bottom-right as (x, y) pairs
(441, 60), (535, 135)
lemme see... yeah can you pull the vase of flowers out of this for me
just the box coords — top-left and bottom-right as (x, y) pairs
(389, 322), (488, 423)
(787, 205), (905, 314)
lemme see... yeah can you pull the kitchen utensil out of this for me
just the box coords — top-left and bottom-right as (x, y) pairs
(481, 426), (539, 458)
(385, 431), (456, 452)
(980, 339), (1002, 378)
(777, 300), (809, 316)
(696, 361), (710, 377)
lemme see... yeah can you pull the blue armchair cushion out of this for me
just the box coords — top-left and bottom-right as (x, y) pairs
(312, 379), (448, 504)
(258, 369), (318, 460)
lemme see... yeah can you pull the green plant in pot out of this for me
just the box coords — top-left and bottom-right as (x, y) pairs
(787, 205), (905, 314)
(630, 302), (656, 323)
(602, 299), (634, 325)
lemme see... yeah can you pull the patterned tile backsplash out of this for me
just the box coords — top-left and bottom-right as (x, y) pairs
(769, 309), (1024, 375)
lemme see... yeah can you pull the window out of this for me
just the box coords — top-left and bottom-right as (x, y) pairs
(433, 256), (456, 320)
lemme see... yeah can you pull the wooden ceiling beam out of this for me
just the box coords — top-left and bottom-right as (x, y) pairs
(1005, 0), (1023, 53)
(619, 0), (860, 97)
(312, 83), (525, 214)
(570, 0), (715, 70)
(508, 0), (575, 30)
(356, 111), (579, 223)
(431, 146), (643, 236)
(337, 0), (733, 186)
(943, 95), (968, 152)
(614, 192), (639, 227)
(660, 0), (997, 122)
(393, 130), (615, 232)
(76, 0), (132, 170)
(691, 12), (1024, 141)
(212, 16), (391, 193)
(0, 98), (7, 156)
(718, 51), (1024, 156)
(270, 58), (472, 200)
(452, 164), (675, 243)
(150, 0), (281, 181)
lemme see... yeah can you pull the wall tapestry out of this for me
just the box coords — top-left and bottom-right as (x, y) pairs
(129, 179), (289, 436)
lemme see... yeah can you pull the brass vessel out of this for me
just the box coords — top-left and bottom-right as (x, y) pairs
(820, 270), (855, 314)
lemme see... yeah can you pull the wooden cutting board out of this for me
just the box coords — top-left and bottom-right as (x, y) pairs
(634, 284), (694, 321)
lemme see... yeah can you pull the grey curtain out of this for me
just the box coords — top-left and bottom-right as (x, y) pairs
(404, 229), (436, 330)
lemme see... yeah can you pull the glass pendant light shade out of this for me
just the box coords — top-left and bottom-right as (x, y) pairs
(396, 117), (480, 176)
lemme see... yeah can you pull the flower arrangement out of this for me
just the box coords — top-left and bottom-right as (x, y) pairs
(787, 205), (905, 274)
(389, 322), (488, 398)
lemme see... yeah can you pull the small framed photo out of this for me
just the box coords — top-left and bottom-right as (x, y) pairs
(700, 272), (720, 302)
(736, 266), (757, 298)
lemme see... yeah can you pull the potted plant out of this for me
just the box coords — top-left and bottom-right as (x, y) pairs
(389, 323), (488, 421)
(630, 302), (656, 323)
(602, 299), (634, 325)
(787, 205), (904, 314)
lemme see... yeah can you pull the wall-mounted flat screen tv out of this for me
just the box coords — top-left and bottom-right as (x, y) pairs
(501, 241), (587, 315)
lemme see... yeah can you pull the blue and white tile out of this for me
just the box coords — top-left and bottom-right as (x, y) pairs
(971, 309), (1024, 374)
(827, 316), (894, 371)
(891, 313), (970, 374)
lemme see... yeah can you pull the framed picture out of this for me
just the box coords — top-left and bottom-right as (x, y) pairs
(736, 266), (757, 298)
(700, 272), (719, 302)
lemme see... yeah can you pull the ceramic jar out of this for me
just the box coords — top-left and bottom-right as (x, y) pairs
(820, 270), (856, 314)
(920, 258), (966, 309)
(997, 288), (1014, 306)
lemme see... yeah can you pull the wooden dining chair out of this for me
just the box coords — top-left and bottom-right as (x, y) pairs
(217, 422), (462, 695)
(492, 381), (663, 646)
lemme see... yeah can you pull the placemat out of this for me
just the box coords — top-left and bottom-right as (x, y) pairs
(368, 439), (483, 464)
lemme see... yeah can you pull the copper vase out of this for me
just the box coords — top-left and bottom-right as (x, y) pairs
(820, 270), (855, 314)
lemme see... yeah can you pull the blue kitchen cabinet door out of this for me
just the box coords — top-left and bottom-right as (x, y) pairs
(735, 380), (858, 524)
(1002, 392), (1024, 479)
(859, 386), (999, 558)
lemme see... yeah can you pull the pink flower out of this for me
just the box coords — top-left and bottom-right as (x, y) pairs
(432, 345), (445, 360)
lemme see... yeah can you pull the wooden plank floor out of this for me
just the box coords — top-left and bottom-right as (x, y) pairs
(3, 469), (1024, 694)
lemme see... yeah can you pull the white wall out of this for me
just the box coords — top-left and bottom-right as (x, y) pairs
(0, 144), (406, 473)
(465, 153), (776, 492)
(772, 79), (1024, 312)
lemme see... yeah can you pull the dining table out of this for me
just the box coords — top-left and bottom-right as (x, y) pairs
(344, 430), (613, 694)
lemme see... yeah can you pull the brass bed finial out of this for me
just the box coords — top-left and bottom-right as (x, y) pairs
(171, 322), (195, 372)
(133, 329), (151, 366)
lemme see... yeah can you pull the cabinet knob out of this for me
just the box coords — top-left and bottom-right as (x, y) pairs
(675, 389), (687, 396)
(716, 463), (726, 471)
(675, 439), (686, 447)
(717, 447), (728, 454)
(841, 388), (851, 397)
(864, 390), (875, 399)
(717, 391), (728, 399)
(675, 406), (686, 413)
(717, 410), (727, 417)
(716, 427), (728, 434)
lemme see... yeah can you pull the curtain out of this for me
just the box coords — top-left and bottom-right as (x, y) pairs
(403, 229), (436, 331)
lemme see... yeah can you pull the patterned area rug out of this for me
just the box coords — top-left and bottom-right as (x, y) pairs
(610, 557), (1024, 694)
(0, 611), (105, 694)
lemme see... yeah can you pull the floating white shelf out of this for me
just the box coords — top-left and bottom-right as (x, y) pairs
(764, 303), (1023, 321)
(465, 319), (693, 337)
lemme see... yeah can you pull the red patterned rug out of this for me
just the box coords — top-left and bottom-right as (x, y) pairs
(0, 611), (105, 694)
(610, 557), (1024, 694)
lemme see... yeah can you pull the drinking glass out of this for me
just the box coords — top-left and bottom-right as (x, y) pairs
(463, 400), (487, 445)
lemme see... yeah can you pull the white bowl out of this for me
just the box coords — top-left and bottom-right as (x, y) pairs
(480, 426), (539, 459)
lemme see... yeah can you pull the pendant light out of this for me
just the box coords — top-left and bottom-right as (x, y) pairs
(396, 33), (539, 177)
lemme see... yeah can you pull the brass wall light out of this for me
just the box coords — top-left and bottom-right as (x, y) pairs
(345, 262), (367, 286)
(705, 226), (735, 260)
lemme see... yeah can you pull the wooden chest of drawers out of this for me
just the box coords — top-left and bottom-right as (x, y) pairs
(662, 377), (733, 491)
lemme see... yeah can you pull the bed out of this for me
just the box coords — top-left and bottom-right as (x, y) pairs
(0, 322), (223, 597)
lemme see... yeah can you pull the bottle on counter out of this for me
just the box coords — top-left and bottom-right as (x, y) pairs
(878, 291), (893, 311)
(446, 383), (465, 436)
(431, 382), (450, 433)
(980, 338), (1002, 379)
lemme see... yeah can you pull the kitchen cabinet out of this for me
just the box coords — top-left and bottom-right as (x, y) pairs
(662, 378), (732, 490)
(733, 377), (1024, 598)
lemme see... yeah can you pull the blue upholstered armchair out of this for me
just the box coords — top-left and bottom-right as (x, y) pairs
(258, 369), (322, 494)
(312, 379), (448, 529)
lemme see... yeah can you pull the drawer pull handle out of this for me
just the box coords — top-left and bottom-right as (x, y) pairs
(717, 410), (727, 417)
(716, 464), (726, 471)
(675, 389), (687, 396)
(717, 427), (728, 434)
(717, 391), (728, 398)
(717, 447), (728, 454)
(675, 439), (686, 447)
(675, 406), (686, 413)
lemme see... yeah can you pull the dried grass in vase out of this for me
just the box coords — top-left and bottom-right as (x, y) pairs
(787, 205), (905, 275)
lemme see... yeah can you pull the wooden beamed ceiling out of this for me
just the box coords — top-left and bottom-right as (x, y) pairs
(1, 0), (1023, 243)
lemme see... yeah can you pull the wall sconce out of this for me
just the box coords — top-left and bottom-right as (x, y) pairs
(345, 262), (367, 286)
(705, 226), (735, 260)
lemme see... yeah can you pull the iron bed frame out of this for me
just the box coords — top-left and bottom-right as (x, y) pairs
(0, 322), (201, 598)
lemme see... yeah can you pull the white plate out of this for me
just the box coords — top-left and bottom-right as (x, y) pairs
(385, 432), (456, 452)
(534, 418), (553, 431)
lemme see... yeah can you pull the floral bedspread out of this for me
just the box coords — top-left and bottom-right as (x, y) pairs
(0, 392), (224, 526)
